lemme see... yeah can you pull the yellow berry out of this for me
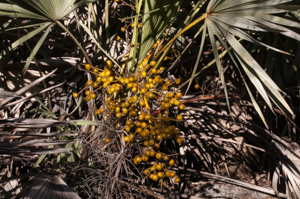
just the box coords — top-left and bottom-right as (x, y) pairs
(139, 99), (145, 107)
(141, 122), (147, 128)
(121, 27), (126, 32)
(176, 137), (183, 144)
(103, 82), (109, 89)
(149, 139), (155, 145)
(145, 114), (151, 121)
(157, 172), (164, 178)
(116, 112), (122, 118)
(100, 71), (105, 77)
(141, 71), (147, 78)
(144, 141), (149, 147)
(135, 156), (142, 163)
(73, 93), (79, 98)
(144, 169), (150, 175)
(93, 68), (99, 73)
(116, 36), (121, 41)
(174, 100), (180, 106)
(95, 109), (101, 115)
(179, 104), (185, 110)
(151, 68), (157, 74)
(106, 60), (113, 68)
(86, 96), (91, 102)
(105, 138), (110, 143)
(169, 159), (175, 166)
(156, 163), (163, 170)
(165, 171), (170, 177)
(150, 61), (156, 67)
(115, 106), (121, 112)
(124, 78), (129, 84)
(155, 153), (162, 160)
(93, 82), (98, 88)
(169, 172), (175, 178)
(148, 93), (155, 100)
(175, 78), (181, 85)
(105, 70), (111, 77)
(85, 90), (91, 96)
(85, 64), (91, 70)
(176, 114), (183, 120)
(140, 130), (149, 137)
(129, 134), (134, 140)
(125, 126), (131, 132)
(194, 84), (200, 89)
(135, 127), (142, 133)
(152, 174), (158, 181)
(174, 177), (181, 183)
(149, 151), (155, 157)
(156, 134), (162, 141)
(90, 93), (96, 99)
(122, 108), (128, 114)
(163, 156), (169, 161)
(132, 87), (137, 93)
(176, 92), (182, 98)
(145, 151), (151, 156)
(108, 76), (114, 81)
(142, 155), (148, 162)
(131, 23), (135, 28)
(124, 136), (130, 142)
(87, 80), (93, 86)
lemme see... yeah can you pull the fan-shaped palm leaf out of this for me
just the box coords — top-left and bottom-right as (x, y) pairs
(138, 0), (182, 62)
(163, 0), (299, 125)
(0, 0), (96, 75)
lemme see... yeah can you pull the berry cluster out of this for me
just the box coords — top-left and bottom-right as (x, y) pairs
(73, 58), (184, 184)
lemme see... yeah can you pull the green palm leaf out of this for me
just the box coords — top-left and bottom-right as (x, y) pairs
(138, 0), (181, 62)
(173, 0), (299, 125)
(0, 0), (95, 75)
(205, 0), (298, 118)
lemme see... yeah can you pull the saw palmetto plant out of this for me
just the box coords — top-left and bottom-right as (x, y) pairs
(0, 0), (300, 198)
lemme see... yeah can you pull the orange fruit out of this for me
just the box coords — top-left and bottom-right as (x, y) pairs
(176, 115), (183, 120)
(73, 93), (78, 98)
(176, 137), (183, 144)
(106, 60), (113, 68)
(152, 174), (158, 181)
(174, 177), (181, 183)
(157, 172), (164, 178)
(155, 153), (162, 160)
(169, 172), (175, 178)
(156, 163), (163, 170)
(87, 80), (93, 86)
(141, 71), (147, 78)
(85, 64), (91, 70)
(124, 136), (130, 142)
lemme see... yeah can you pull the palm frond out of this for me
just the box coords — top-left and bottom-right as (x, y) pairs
(20, 174), (81, 199)
(138, 0), (181, 62)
